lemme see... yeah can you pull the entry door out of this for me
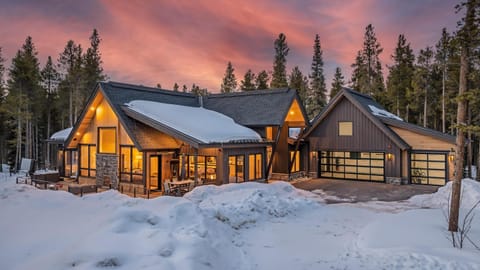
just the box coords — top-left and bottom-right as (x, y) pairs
(149, 155), (162, 190)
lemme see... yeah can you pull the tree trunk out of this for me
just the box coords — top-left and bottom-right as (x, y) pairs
(467, 106), (472, 178)
(69, 87), (73, 127)
(442, 65), (446, 133)
(448, 47), (468, 232)
(423, 86), (427, 128)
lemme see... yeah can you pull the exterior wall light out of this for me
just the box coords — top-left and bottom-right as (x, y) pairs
(387, 153), (393, 161)
(449, 153), (455, 162)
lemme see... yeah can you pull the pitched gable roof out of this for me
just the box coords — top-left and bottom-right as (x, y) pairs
(305, 88), (409, 150)
(203, 88), (308, 127)
(306, 87), (456, 148)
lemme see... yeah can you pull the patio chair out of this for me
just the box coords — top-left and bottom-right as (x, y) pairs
(163, 182), (171, 195)
(18, 158), (34, 176)
(187, 181), (195, 192)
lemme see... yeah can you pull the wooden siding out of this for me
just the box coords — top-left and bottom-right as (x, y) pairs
(389, 126), (455, 151)
(307, 97), (402, 178)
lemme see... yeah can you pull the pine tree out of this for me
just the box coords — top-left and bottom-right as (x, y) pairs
(156, 83), (162, 89)
(240, 69), (256, 91)
(0, 47), (7, 164)
(57, 40), (83, 127)
(182, 84), (188, 93)
(41, 56), (60, 167)
(83, 29), (105, 99)
(435, 28), (452, 133)
(173, 82), (179, 92)
(386, 34), (415, 121)
(220, 61), (237, 93)
(330, 67), (345, 99)
(5, 36), (42, 166)
(350, 24), (385, 102)
(449, 0), (480, 233)
(289, 66), (309, 105)
(306, 34), (327, 119)
(255, 70), (269, 89)
(412, 47), (434, 127)
(271, 33), (289, 88)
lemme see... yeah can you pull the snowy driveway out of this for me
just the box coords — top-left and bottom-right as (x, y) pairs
(294, 178), (439, 203)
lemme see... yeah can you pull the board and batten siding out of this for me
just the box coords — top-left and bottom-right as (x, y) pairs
(307, 97), (402, 179)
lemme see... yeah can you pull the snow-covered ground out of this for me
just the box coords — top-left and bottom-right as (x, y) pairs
(0, 173), (479, 270)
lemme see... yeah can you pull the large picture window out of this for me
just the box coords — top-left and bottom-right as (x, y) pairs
(180, 155), (217, 183)
(98, 127), (116, 154)
(338, 122), (353, 136)
(320, 151), (384, 181)
(249, 153), (263, 180)
(411, 153), (446, 186)
(80, 144), (96, 177)
(229, 155), (245, 183)
(120, 145), (143, 184)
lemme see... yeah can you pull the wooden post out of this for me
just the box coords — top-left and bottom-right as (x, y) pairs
(266, 126), (282, 180)
(194, 149), (199, 186)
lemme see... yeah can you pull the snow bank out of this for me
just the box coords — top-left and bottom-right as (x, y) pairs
(124, 100), (262, 144)
(185, 181), (321, 229)
(409, 179), (480, 209)
(0, 177), (246, 270)
(49, 127), (72, 141)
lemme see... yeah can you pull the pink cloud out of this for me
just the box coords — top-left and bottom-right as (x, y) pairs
(0, 0), (460, 92)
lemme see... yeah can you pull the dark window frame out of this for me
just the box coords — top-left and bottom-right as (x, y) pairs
(319, 151), (385, 182)
(229, 155), (245, 183)
(249, 153), (263, 180)
(79, 144), (96, 177)
(120, 145), (143, 183)
(410, 152), (447, 186)
(185, 155), (217, 183)
(97, 127), (117, 154)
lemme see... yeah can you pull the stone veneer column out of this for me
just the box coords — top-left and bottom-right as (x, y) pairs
(96, 154), (119, 188)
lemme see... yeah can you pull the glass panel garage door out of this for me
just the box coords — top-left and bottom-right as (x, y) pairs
(319, 151), (385, 182)
(411, 153), (446, 186)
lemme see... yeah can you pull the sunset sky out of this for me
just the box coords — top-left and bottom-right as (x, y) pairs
(0, 0), (461, 93)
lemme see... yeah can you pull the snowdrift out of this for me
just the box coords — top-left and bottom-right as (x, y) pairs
(185, 181), (321, 229)
(409, 179), (480, 209)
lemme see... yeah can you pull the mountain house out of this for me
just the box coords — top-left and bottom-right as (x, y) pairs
(49, 82), (456, 196)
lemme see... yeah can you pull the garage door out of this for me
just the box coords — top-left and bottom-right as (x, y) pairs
(410, 153), (446, 185)
(319, 151), (385, 182)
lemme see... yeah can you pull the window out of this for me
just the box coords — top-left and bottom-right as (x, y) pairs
(290, 151), (300, 173)
(181, 154), (217, 183)
(80, 144), (96, 177)
(98, 127), (116, 154)
(288, 127), (301, 139)
(120, 146), (143, 184)
(249, 153), (263, 180)
(338, 122), (353, 136)
(64, 150), (78, 177)
(229, 155), (245, 183)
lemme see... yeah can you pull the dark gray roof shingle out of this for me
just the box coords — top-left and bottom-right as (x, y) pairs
(203, 88), (302, 126)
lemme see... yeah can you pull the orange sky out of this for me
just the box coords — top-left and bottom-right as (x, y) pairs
(0, 0), (460, 92)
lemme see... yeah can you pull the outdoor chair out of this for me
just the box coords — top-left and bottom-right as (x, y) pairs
(163, 182), (171, 195)
(17, 158), (34, 176)
(187, 181), (195, 192)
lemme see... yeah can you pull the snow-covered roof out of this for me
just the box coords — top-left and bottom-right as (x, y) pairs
(50, 127), (72, 141)
(368, 105), (403, 121)
(124, 100), (262, 144)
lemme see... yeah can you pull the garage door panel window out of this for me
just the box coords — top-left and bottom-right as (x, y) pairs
(411, 153), (446, 185)
(320, 151), (385, 182)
